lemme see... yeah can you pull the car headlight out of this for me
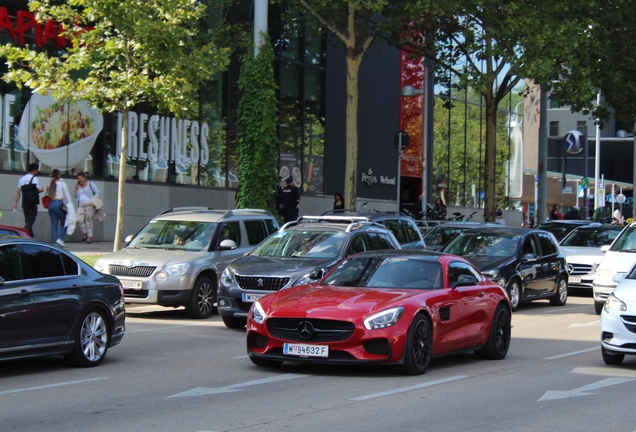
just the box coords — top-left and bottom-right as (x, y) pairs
(364, 307), (404, 330)
(220, 267), (234, 288)
(605, 293), (627, 312)
(164, 263), (190, 277)
(251, 301), (266, 325)
(596, 267), (614, 278)
(93, 258), (107, 273)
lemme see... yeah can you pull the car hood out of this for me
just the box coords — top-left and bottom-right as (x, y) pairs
(261, 284), (423, 318)
(99, 247), (206, 267)
(230, 255), (337, 278)
(460, 255), (513, 271)
(560, 246), (605, 265)
(613, 279), (636, 302)
(598, 251), (636, 272)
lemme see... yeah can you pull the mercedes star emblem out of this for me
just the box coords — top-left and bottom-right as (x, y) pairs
(297, 321), (316, 340)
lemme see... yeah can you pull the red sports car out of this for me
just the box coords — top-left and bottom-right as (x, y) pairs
(0, 224), (32, 238)
(247, 250), (512, 375)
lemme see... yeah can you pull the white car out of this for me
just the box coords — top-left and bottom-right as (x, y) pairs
(600, 266), (636, 365)
(592, 222), (634, 314)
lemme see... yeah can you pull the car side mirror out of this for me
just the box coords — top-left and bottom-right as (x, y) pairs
(454, 274), (477, 287)
(124, 234), (133, 244)
(612, 273), (626, 284)
(309, 269), (324, 280)
(523, 253), (537, 261)
(219, 239), (237, 250)
(600, 245), (610, 252)
(0, 276), (4, 287)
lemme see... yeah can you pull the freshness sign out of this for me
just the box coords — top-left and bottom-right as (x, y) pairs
(283, 343), (329, 358)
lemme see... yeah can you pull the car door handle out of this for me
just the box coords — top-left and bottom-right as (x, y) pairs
(18, 289), (30, 297)
(477, 291), (485, 297)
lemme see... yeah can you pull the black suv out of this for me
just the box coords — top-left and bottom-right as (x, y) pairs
(217, 215), (401, 328)
(322, 211), (425, 250)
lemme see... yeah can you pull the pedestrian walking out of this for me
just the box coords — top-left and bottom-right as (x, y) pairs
(12, 163), (43, 237)
(47, 169), (74, 247)
(74, 172), (103, 244)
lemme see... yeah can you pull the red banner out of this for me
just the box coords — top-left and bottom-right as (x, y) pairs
(399, 50), (425, 178)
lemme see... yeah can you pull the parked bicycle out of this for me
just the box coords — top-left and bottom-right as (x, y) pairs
(449, 211), (477, 222)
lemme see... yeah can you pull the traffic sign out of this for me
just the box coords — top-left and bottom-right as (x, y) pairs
(582, 177), (589, 189)
(563, 130), (583, 154)
(393, 130), (410, 151)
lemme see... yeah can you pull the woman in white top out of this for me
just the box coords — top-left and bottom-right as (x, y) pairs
(47, 169), (71, 247)
(74, 171), (100, 244)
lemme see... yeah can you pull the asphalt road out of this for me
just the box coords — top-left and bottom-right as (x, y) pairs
(2, 294), (636, 432)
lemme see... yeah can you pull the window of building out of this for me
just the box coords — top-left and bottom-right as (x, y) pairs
(549, 121), (559, 136)
(576, 121), (586, 134)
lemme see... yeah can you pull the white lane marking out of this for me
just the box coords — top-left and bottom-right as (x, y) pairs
(569, 320), (600, 328)
(352, 375), (466, 401)
(0, 377), (108, 396)
(544, 346), (600, 360)
(543, 305), (591, 314)
(572, 366), (636, 379)
(126, 325), (191, 334)
(538, 377), (634, 401)
(233, 355), (249, 359)
(168, 373), (309, 398)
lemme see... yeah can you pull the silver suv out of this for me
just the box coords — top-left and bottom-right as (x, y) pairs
(94, 208), (279, 318)
(217, 215), (401, 329)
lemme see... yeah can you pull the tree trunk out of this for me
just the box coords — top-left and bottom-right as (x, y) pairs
(345, 56), (360, 211)
(483, 99), (497, 222)
(113, 110), (128, 252)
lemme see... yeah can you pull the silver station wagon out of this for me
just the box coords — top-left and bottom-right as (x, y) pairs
(94, 208), (279, 318)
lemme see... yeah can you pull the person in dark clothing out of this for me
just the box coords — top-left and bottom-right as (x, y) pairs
(273, 176), (283, 217)
(563, 206), (581, 220)
(281, 176), (301, 222)
(333, 192), (345, 212)
(12, 163), (43, 237)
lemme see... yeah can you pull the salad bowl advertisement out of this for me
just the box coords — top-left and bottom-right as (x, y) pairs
(18, 93), (103, 170)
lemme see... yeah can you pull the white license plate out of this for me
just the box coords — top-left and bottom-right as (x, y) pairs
(242, 293), (266, 303)
(568, 276), (581, 284)
(121, 279), (142, 289)
(283, 343), (329, 358)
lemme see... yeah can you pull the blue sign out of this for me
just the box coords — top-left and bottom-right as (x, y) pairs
(563, 130), (583, 154)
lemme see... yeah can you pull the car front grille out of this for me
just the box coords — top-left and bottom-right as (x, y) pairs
(569, 263), (594, 275)
(235, 275), (289, 291)
(621, 315), (636, 333)
(124, 289), (149, 299)
(109, 265), (156, 277)
(266, 318), (355, 342)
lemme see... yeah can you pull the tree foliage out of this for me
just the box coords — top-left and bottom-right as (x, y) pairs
(381, 0), (591, 220)
(0, 0), (231, 250)
(235, 36), (279, 215)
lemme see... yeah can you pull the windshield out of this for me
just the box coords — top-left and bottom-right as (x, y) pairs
(424, 226), (470, 246)
(250, 229), (345, 259)
(611, 225), (636, 251)
(128, 220), (216, 252)
(323, 256), (443, 289)
(536, 223), (578, 241)
(561, 227), (620, 247)
(444, 233), (520, 257)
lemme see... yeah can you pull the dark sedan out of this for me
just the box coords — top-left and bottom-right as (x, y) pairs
(443, 227), (568, 311)
(0, 239), (125, 367)
(535, 220), (590, 242)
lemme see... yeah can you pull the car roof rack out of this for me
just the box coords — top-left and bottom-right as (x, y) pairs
(222, 209), (275, 218)
(158, 206), (214, 215)
(281, 215), (392, 233)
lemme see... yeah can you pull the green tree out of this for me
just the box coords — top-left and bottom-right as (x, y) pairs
(235, 36), (278, 215)
(383, 0), (588, 221)
(0, 0), (230, 250)
(296, 0), (395, 210)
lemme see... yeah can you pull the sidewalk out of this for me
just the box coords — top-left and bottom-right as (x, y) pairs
(66, 241), (119, 256)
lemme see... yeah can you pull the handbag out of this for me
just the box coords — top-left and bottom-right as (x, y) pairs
(21, 176), (40, 207)
(42, 196), (51, 209)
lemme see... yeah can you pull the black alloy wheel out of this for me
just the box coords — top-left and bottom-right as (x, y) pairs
(400, 313), (432, 375)
(474, 304), (511, 360)
(186, 276), (215, 319)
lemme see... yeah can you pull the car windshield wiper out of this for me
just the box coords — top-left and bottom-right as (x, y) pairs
(126, 245), (148, 250)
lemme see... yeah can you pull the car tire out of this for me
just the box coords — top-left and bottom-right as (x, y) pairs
(185, 276), (215, 319)
(550, 277), (568, 306)
(474, 303), (511, 360)
(601, 346), (624, 365)
(507, 279), (522, 312)
(594, 301), (604, 315)
(66, 309), (109, 367)
(222, 315), (247, 329)
(399, 313), (432, 375)
(249, 356), (283, 368)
